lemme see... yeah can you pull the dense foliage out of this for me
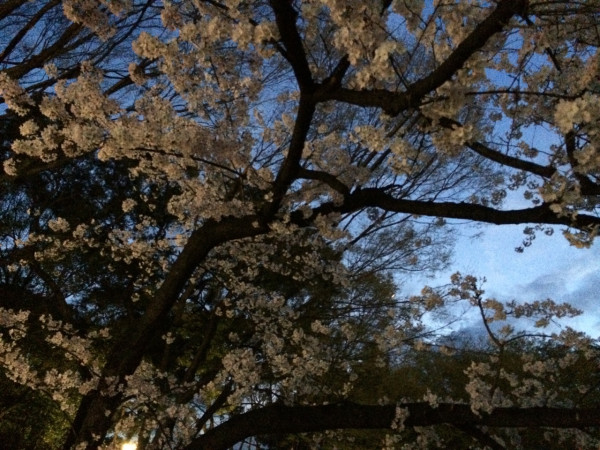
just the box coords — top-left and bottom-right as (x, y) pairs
(1, 0), (599, 448)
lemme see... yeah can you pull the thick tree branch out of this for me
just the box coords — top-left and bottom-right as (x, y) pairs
(322, 55), (350, 89)
(297, 167), (350, 195)
(185, 402), (600, 450)
(467, 140), (554, 178)
(292, 187), (600, 230)
(269, 0), (314, 90)
(346, 188), (600, 228)
(316, 0), (527, 115)
(262, 95), (316, 217)
(195, 382), (233, 433)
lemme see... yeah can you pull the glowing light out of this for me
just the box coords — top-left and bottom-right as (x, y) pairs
(122, 443), (137, 450)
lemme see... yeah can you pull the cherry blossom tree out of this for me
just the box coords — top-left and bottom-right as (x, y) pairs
(1, 0), (600, 448)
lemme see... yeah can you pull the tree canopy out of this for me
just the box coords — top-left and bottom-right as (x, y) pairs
(0, 0), (599, 448)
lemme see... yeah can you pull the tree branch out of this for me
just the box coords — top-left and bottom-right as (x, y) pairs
(434, 116), (556, 179)
(346, 188), (600, 228)
(262, 95), (316, 217)
(297, 167), (350, 195)
(185, 402), (600, 450)
(292, 187), (600, 229)
(269, 0), (314, 91)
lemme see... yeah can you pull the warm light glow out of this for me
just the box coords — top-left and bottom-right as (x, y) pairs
(122, 443), (137, 450)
